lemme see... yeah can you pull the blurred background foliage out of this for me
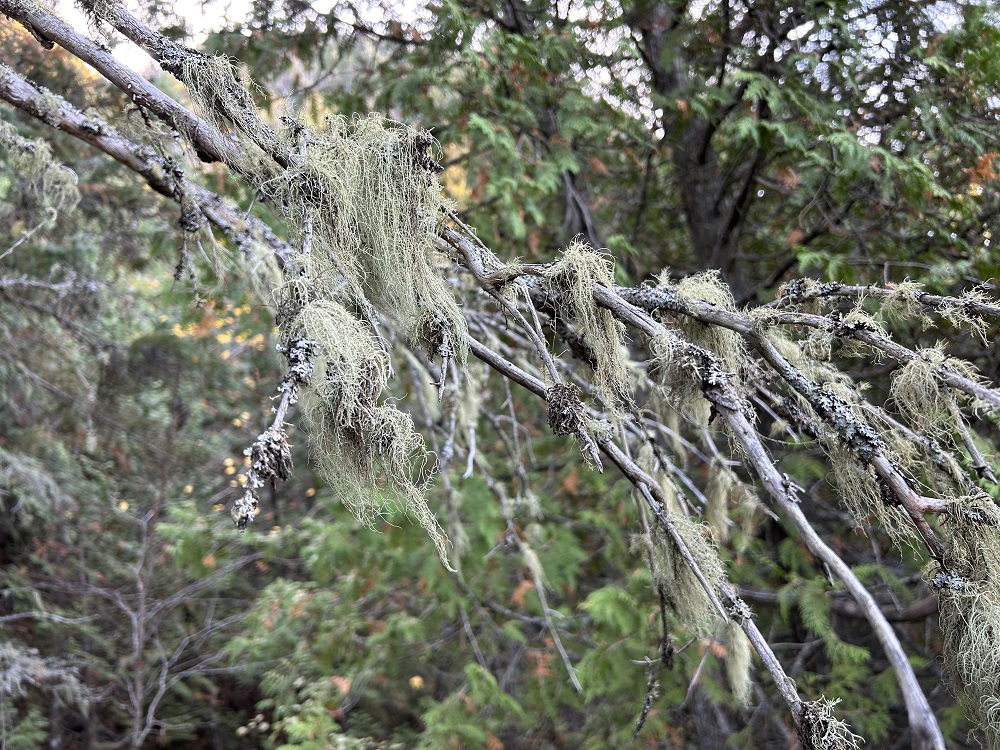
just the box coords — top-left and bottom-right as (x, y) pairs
(1, 0), (999, 747)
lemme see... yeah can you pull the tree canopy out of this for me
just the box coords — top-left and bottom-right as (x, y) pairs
(1, 1), (1000, 748)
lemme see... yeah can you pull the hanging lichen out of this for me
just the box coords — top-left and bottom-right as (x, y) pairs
(0, 121), (79, 218)
(636, 443), (683, 516)
(632, 516), (727, 638)
(543, 240), (630, 411)
(932, 493), (1000, 747)
(282, 299), (451, 567)
(659, 269), (747, 378)
(828, 444), (914, 547)
(705, 459), (758, 545)
(890, 346), (981, 444)
(724, 620), (752, 707)
(266, 115), (467, 362)
(647, 330), (711, 426)
(178, 80), (465, 562)
(883, 279), (991, 342)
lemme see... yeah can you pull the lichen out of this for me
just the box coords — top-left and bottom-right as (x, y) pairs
(632, 515), (728, 638)
(269, 114), (467, 362)
(543, 240), (630, 411)
(0, 121), (79, 218)
(724, 620), (752, 707)
(647, 331), (710, 426)
(889, 345), (981, 443)
(797, 697), (863, 750)
(828, 444), (914, 547)
(933, 493), (1000, 746)
(660, 269), (747, 379)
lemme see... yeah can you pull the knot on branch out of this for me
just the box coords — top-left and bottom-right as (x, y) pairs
(546, 383), (584, 436)
(245, 427), (293, 484)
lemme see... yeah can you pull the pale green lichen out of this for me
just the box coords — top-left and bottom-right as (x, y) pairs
(883, 280), (991, 342)
(647, 330), (710, 426)
(271, 115), (467, 361)
(0, 121), (79, 218)
(661, 269), (748, 378)
(239, 115), (465, 567)
(798, 697), (863, 750)
(705, 458), (739, 543)
(632, 515), (727, 638)
(288, 299), (451, 568)
(828, 444), (914, 547)
(889, 346), (981, 443)
(724, 620), (752, 707)
(543, 240), (630, 411)
(933, 494), (1000, 747)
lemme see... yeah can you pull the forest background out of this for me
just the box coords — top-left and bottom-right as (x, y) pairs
(2, 0), (1000, 749)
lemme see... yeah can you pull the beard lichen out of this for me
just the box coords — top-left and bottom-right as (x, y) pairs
(659, 269), (747, 379)
(932, 493), (1000, 746)
(188, 104), (464, 564)
(543, 240), (630, 411)
(632, 500), (752, 706)
(0, 121), (80, 218)
(889, 346), (981, 444)
(287, 298), (452, 568)
(828, 444), (915, 547)
(632, 516), (727, 639)
(724, 620), (752, 707)
(647, 331), (711, 426)
(705, 459), (742, 543)
(270, 114), (468, 362)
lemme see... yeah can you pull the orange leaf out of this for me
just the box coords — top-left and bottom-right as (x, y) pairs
(562, 467), (580, 495)
(785, 228), (806, 247)
(588, 155), (609, 175)
(511, 579), (535, 609)
(969, 152), (998, 182)
(330, 675), (352, 695)
(777, 166), (799, 189)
